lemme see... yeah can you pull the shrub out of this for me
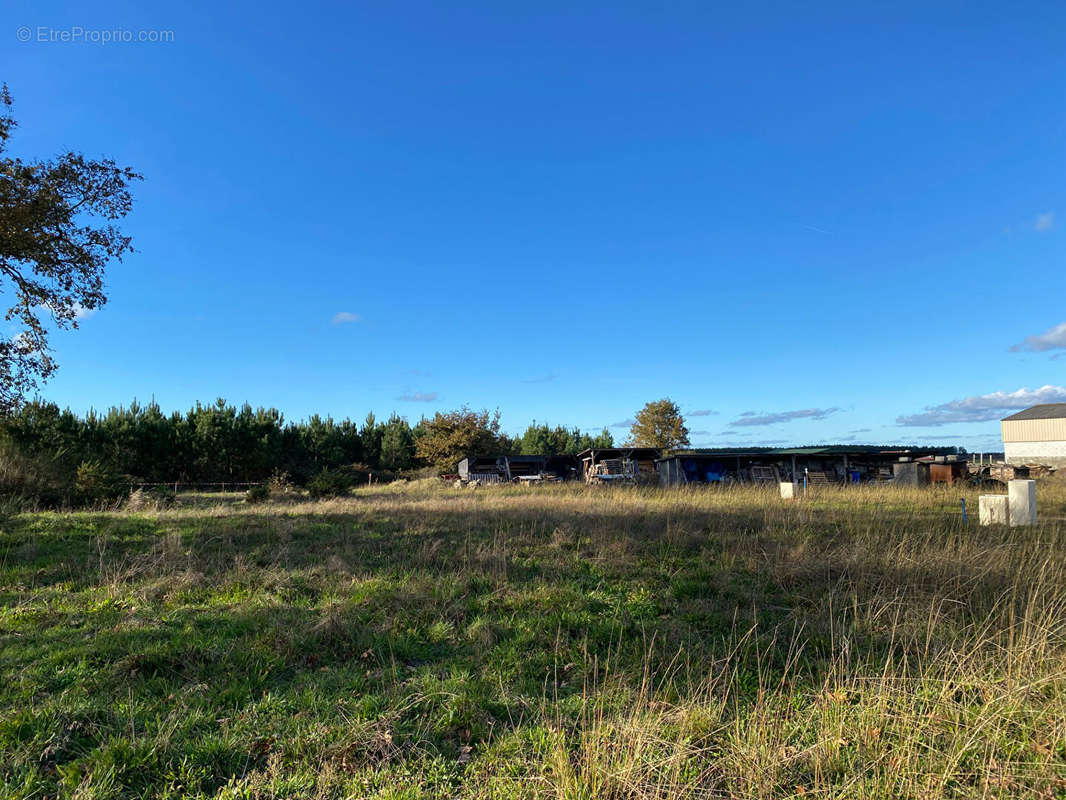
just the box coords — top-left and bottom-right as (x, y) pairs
(73, 461), (126, 507)
(244, 484), (270, 504)
(0, 440), (70, 509)
(306, 468), (354, 499)
(268, 469), (297, 497)
(126, 487), (176, 511)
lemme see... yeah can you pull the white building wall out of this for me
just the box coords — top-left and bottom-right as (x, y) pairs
(1004, 440), (1066, 467)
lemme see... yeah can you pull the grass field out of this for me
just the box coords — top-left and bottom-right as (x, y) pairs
(1, 480), (1065, 799)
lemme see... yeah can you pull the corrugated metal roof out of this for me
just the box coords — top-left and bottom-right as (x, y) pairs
(660, 446), (940, 460)
(667, 446), (922, 457)
(1001, 403), (1066, 421)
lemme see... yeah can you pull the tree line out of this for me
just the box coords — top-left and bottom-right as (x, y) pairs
(0, 399), (615, 488)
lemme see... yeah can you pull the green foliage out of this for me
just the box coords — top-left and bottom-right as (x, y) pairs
(519, 422), (614, 455)
(0, 399), (363, 486)
(414, 407), (506, 469)
(0, 85), (141, 410)
(244, 484), (270, 504)
(73, 460), (125, 506)
(267, 469), (295, 496)
(306, 468), (354, 499)
(380, 414), (415, 470)
(629, 398), (690, 449)
(0, 437), (69, 509)
(0, 399), (623, 489)
(360, 412), (384, 467)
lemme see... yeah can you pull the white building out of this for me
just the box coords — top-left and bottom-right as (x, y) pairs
(1001, 403), (1066, 467)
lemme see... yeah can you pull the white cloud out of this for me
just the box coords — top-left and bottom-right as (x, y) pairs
(609, 419), (635, 428)
(332, 311), (362, 324)
(35, 302), (97, 322)
(1035, 212), (1055, 232)
(397, 391), (437, 402)
(730, 407), (841, 427)
(1010, 322), (1066, 353)
(896, 385), (1066, 426)
(687, 409), (717, 417)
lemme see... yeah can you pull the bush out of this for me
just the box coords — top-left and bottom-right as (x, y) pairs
(306, 468), (354, 499)
(74, 461), (126, 507)
(268, 469), (297, 498)
(0, 441), (71, 509)
(125, 487), (176, 511)
(244, 484), (270, 504)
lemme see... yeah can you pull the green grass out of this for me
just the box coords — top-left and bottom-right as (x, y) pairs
(1, 480), (1065, 798)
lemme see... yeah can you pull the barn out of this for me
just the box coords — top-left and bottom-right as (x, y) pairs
(1001, 403), (1066, 468)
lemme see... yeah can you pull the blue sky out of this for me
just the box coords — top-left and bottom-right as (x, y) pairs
(3, 1), (1065, 451)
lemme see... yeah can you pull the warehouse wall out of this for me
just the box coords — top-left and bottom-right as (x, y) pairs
(1001, 418), (1066, 443)
(1004, 440), (1066, 467)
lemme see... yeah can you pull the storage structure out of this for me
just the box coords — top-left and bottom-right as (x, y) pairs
(457, 454), (578, 483)
(656, 447), (952, 487)
(892, 459), (930, 486)
(1001, 404), (1066, 468)
(578, 447), (661, 484)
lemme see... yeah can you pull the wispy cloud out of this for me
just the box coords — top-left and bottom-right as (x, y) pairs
(36, 302), (97, 322)
(687, 409), (718, 417)
(730, 408), (841, 427)
(331, 311), (362, 324)
(849, 427), (872, 434)
(397, 391), (437, 402)
(896, 385), (1066, 426)
(1035, 211), (1055, 232)
(609, 419), (635, 429)
(1010, 322), (1066, 353)
(72, 304), (97, 321)
(690, 430), (711, 436)
(911, 433), (999, 441)
(523, 373), (557, 384)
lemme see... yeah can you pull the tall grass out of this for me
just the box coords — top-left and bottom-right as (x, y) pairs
(1, 480), (1064, 798)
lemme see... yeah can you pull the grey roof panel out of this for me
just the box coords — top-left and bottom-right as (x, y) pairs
(1001, 403), (1066, 422)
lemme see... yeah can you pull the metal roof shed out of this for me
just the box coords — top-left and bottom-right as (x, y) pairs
(1001, 404), (1066, 467)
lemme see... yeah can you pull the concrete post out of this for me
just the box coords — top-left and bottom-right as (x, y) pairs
(979, 495), (1009, 526)
(1008, 479), (1037, 527)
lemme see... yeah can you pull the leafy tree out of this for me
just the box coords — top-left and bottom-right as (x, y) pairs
(628, 398), (690, 450)
(0, 85), (141, 410)
(415, 407), (504, 469)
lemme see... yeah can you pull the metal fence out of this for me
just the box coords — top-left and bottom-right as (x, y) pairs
(132, 481), (262, 493)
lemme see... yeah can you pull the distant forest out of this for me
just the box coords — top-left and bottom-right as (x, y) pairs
(0, 399), (615, 485)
